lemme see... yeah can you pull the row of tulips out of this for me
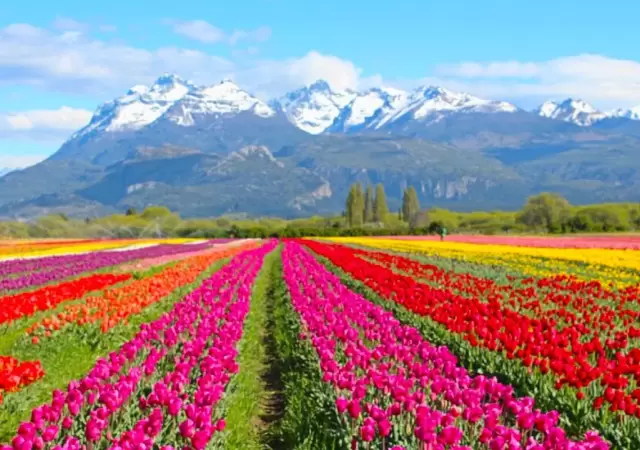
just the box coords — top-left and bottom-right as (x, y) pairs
(304, 240), (640, 419)
(0, 242), (217, 293)
(0, 356), (44, 405)
(332, 238), (640, 288)
(1, 240), (276, 450)
(115, 240), (248, 273)
(0, 273), (132, 327)
(282, 241), (608, 449)
(27, 241), (257, 338)
(0, 240), (144, 259)
(382, 235), (640, 250)
(357, 246), (640, 342)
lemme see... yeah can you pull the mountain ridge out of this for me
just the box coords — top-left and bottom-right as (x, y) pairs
(2, 73), (640, 219)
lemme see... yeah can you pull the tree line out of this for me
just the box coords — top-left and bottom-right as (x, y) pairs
(1, 192), (640, 239)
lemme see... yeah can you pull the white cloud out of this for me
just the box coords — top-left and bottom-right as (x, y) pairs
(0, 154), (47, 169)
(238, 51), (365, 97)
(432, 54), (640, 109)
(171, 20), (225, 43)
(0, 23), (234, 95)
(0, 107), (92, 140)
(229, 27), (272, 45)
(0, 23), (375, 99)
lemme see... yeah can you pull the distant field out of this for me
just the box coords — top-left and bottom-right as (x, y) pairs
(375, 233), (640, 249)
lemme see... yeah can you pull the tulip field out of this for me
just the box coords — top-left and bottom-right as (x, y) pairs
(1, 236), (639, 449)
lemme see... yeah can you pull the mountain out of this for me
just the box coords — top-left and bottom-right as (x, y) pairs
(50, 75), (307, 166)
(0, 168), (12, 178)
(270, 80), (357, 134)
(327, 85), (518, 134)
(608, 105), (640, 121)
(535, 99), (606, 126)
(2, 75), (640, 219)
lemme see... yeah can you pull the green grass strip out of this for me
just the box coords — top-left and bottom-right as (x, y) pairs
(264, 248), (349, 450)
(211, 247), (279, 449)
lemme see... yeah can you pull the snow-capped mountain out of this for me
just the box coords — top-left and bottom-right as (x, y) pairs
(270, 80), (357, 134)
(72, 75), (275, 138)
(535, 99), (607, 127)
(61, 73), (640, 145)
(607, 105), (640, 121)
(330, 85), (518, 133)
(0, 168), (12, 179)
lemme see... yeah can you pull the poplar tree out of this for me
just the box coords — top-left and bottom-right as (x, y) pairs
(345, 185), (355, 226)
(364, 185), (374, 223)
(402, 186), (420, 222)
(373, 183), (389, 222)
(352, 183), (365, 227)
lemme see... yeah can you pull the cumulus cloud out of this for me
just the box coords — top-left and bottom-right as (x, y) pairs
(236, 51), (370, 98)
(0, 23), (234, 95)
(0, 23), (376, 99)
(0, 107), (92, 140)
(432, 54), (640, 109)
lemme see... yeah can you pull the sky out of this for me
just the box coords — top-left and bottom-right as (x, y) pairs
(1, 0), (640, 168)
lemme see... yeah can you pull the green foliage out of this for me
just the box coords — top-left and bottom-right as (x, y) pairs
(373, 183), (389, 222)
(364, 184), (374, 223)
(401, 186), (420, 222)
(345, 183), (365, 227)
(1, 186), (640, 238)
(517, 192), (572, 232)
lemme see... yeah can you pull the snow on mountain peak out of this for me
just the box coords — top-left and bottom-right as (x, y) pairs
(535, 98), (605, 126)
(273, 79), (358, 134)
(607, 105), (640, 121)
(127, 85), (149, 96)
(166, 80), (275, 125)
(70, 75), (275, 139)
(372, 84), (517, 126)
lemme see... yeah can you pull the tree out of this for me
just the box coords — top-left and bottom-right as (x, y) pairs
(351, 183), (365, 227)
(401, 186), (420, 222)
(364, 185), (374, 223)
(345, 185), (356, 226)
(140, 206), (174, 220)
(516, 193), (571, 233)
(125, 207), (138, 216)
(373, 184), (389, 223)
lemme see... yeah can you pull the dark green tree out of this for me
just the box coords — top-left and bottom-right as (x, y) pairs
(373, 184), (389, 222)
(125, 207), (138, 216)
(352, 183), (365, 227)
(364, 185), (374, 223)
(401, 186), (420, 222)
(345, 185), (355, 226)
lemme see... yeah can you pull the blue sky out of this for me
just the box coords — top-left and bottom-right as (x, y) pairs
(1, 0), (639, 167)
